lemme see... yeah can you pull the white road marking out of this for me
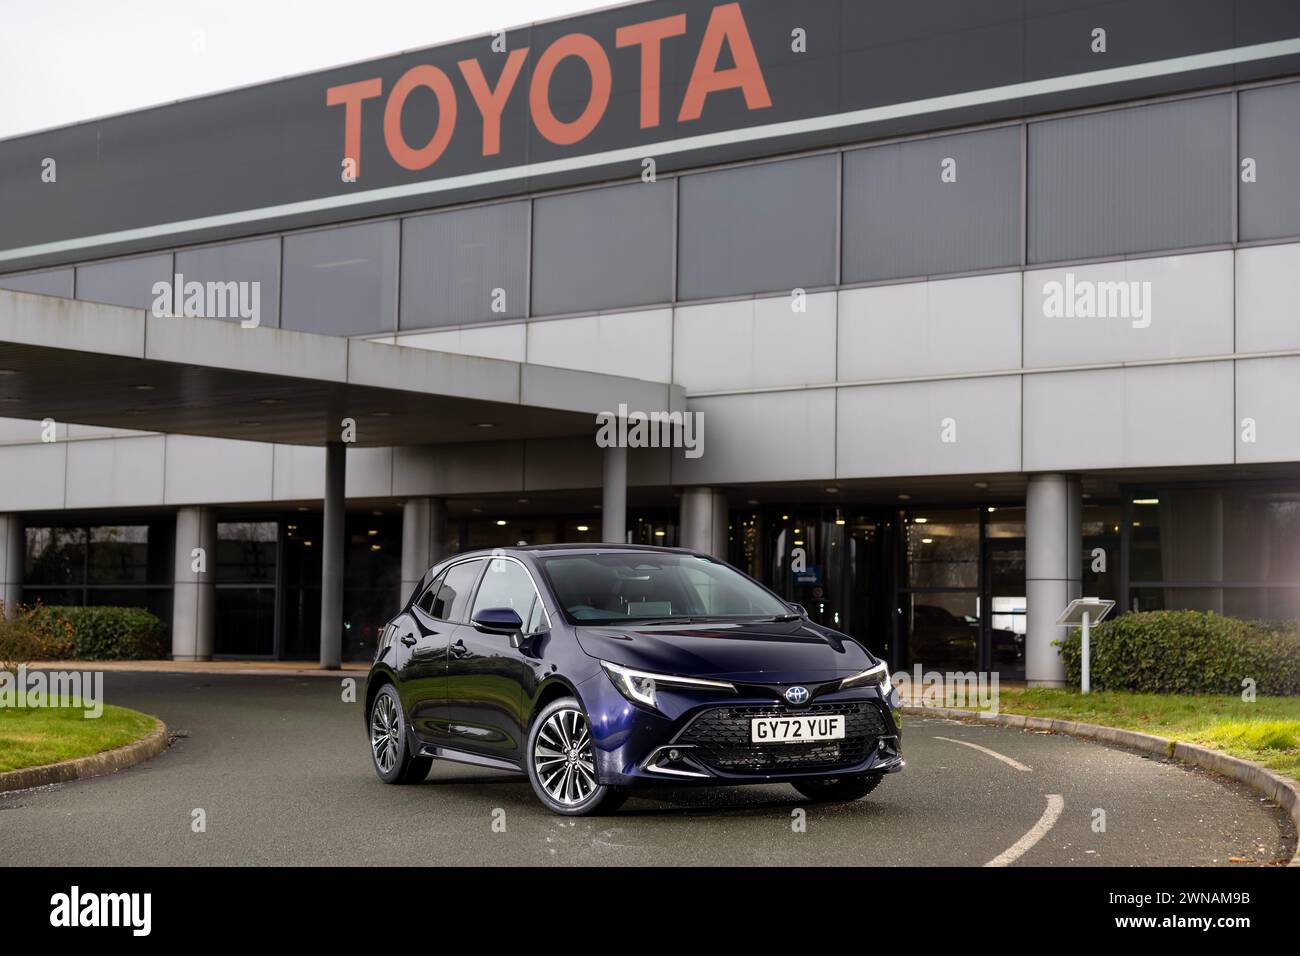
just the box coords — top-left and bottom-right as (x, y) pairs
(985, 794), (1066, 867)
(4, 36), (1300, 263)
(933, 735), (1032, 772)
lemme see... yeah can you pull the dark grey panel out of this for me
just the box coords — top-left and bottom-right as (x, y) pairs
(174, 237), (281, 328)
(282, 221), (397, 336)
(400, 201), (528, 330)
(0, 267), (74, 298)
(1029, 95), (1233, 263)
(75, 253), (172, 311)
(843, 126), (1022, 283)
(677, 154), (837, 300)
(530, 181), (673, 316)
(1240, 82), (1300, 242)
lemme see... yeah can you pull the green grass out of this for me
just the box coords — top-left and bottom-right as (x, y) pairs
(957, 689), (1300, 783)
(0, 703), (157, 773)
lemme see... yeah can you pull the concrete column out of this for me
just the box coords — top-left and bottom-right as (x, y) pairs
(679, 487), (729, 558)
(401, 497), (447, 604)
(1, 514), (24, 618)
(1025, 473), (1082, 687)
(320, 441), (346, 670)
(602, 446), (628, 544)
(172, 506), (217, 661)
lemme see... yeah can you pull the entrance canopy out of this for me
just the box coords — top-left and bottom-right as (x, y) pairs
(0, 290), (681, 446)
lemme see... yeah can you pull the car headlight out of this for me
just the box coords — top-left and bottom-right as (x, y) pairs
(600, 661), (736, 710)
(840, 661), (891, 693)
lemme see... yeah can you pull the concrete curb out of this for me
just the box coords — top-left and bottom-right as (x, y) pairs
(905, 705), (1300, 867)
(0, 717), (169, 793)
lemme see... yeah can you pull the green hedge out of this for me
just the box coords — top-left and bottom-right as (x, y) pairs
(1056, 610), (1300, 695)
(25, 605), (166, 661)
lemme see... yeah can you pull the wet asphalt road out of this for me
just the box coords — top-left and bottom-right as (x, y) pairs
(0, 672), (1293, 866)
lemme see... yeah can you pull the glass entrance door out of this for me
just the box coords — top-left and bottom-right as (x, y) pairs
(983, 539), (1026, 680)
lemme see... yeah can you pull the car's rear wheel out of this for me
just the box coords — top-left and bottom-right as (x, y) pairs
(526, 697), (628, 816)
(790, 774), (882, 802)
(369, 684), (432, 784)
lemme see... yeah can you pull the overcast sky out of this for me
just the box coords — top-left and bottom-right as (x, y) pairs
(1, 0), (610, 139)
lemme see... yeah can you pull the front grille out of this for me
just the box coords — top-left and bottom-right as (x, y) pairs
(676, 702), (887, 774)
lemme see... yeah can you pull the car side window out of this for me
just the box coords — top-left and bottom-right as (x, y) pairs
(415, 571), (445, 616)
(433, 560), (483, 623)
(471, 558), (542, 624)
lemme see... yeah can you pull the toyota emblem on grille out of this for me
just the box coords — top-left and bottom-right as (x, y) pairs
(784, 685), (810, 705)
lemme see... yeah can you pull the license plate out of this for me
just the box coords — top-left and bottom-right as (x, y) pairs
(750, 714), (845, 744)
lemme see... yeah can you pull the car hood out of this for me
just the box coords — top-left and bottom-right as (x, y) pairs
(573, 619), (877, 681)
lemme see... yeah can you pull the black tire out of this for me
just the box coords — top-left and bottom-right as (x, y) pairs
(368, 683), (432, 784)
(790, 774), (882, 803)
(525, 697), (628, 816)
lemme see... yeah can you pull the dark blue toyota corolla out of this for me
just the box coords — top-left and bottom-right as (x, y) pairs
(365, 544), (903, 815)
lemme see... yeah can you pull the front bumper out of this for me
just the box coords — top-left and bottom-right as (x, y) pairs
(578, 670), (904, 788)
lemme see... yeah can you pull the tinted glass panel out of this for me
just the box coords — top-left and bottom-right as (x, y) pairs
(282, 220), (397, 335)
(76, 253), (171, 310)
(1129, 486), (1300, 585)
(174, 237), (281, 327)
(87, 526), (149, 585)
(433, 560), (482, 623)
(471, 559), (538, 619)
(531, 181), (673, 315)
(216, 522), (278, 585)
(678, 155), (837, 300)
(0, 268), (73, 298)
(1029, 95), (1233, 263)
(400, 201), (527, 329)
(843, 127), (1021, 282)
(1239, 82), (1300, 241)
(902, 509), (979, 589)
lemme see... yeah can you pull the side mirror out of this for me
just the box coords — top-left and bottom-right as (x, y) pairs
(787, 602), (809, 618)
(472, 607), (524, 643)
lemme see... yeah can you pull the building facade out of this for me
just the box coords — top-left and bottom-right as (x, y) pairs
(3, 0), (1300, 681)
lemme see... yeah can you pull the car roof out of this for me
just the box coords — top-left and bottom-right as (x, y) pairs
(454, 543), (705, 558)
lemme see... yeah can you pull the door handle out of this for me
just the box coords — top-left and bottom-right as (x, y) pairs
(400, 634), (418, 647)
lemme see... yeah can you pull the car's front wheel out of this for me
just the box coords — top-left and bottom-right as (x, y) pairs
(369, 683), (432, 784)
(790, 774), (882, 802)
(526, 697), (628, 816)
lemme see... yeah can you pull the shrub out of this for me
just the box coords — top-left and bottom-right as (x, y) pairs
(23, 605), (165, 661)
(0, 602), (74, 670)
(1057, 610), (1300, 695)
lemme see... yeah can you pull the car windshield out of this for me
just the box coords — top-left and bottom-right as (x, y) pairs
(539, 552), (792, 624)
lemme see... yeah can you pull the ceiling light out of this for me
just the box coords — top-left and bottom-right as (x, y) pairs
(973, 481), (989, 489)
(988, 506), (997, 513)
(577, 525), (589, 532)
(132, 384), (155, 391)
(913, 517), (928, 524)
(835, 518), (846, 526)
(654, 530), (665, 537)
(898, 494), (911, 501)
(258, 398), (284, 405)
(496, 520), (507, 526)
(921, 537), (934, 544)
(475, 422), (495, 429)
(825, 487), (839, 494)
(367, 529), (378, 536)
(1133, 498), (1159, 505)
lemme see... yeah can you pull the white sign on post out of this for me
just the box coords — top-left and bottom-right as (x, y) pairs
(1055, 598), (1116, 694)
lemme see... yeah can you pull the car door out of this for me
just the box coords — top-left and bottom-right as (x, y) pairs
(445, 556), (544, 762)
(401, 559), (483, 748)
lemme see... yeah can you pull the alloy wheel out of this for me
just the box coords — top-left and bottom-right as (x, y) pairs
(533, 707), (598, 805)
(370, 692), (400, 774)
